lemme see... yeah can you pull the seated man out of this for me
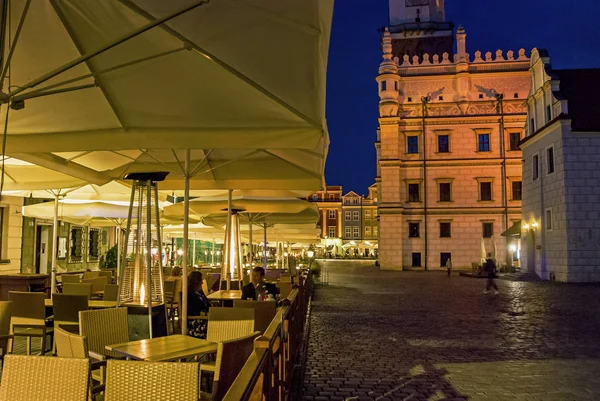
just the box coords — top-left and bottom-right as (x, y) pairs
(242, 266), (278, 300)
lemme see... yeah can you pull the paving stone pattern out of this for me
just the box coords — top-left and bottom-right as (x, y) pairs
(300, 261), (600, 401)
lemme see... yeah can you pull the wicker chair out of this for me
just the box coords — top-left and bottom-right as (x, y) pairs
(203, 331), (261, 400)
(79, 307), (129, 360)
(61, 274), (82, 284)
(83, 271), (101, 280)
(103, 284), (120, 301)
(8, 291), (52, 355)
(233, 300), (277, 333)
(52, 294), (89, 354)
(164, 279), (180, 331)
(205, 307), (255, 343)
(206, 273), (220, 293)
(0, 354), (89, 401)
(63, 283), (93, 299)
(104, 359), (198, 401)
(55, 326), (106, 387)
(98, 270), (114, 284)
(82, 277), (108, 299)
(0, 301), (12, 360)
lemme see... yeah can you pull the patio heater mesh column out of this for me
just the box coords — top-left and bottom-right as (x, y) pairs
(118, 173), (167, 306)
(221, 210), (244, 290)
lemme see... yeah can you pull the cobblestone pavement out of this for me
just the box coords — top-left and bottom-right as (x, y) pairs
(301, 261), (600, 401)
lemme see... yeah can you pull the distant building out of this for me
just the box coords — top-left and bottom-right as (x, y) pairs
(342, 191), (362, 243)
(521, 49), (600, 282)
(310, 186), (343, 240)
(377, 0), (531, 270)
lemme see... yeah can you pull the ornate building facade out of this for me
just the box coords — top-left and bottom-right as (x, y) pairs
(376, 0), (531, 270)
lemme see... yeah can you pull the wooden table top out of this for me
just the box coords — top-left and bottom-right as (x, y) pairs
(207, 290), (243, 301)
(45, 299), (117, 309)
(106, 334), (217, 362)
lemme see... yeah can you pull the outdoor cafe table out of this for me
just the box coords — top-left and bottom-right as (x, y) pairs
(45, 299), (117, 309)
(207, 290), (243, 306)
(106, 334), (217, 362)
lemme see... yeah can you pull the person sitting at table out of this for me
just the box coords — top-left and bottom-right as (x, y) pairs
(242, 266), (278, 301)
(187, 271), (210, 339)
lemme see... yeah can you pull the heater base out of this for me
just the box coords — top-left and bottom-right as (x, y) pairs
(125, 303), (168, 341)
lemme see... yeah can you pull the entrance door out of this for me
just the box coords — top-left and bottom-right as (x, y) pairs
(35, 226), (50, 274)
(526, 230), (536, 273)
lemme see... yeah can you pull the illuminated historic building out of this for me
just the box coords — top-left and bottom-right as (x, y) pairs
(521, 49), (600, 282)
(376, 0), (531, 270)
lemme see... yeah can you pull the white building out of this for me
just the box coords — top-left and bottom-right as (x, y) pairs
(521, 49), (600, 282)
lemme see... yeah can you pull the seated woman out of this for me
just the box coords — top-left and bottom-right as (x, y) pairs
(187, 271), (210, 339)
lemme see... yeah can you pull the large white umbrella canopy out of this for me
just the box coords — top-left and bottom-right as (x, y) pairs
(162, 223), (225, 242)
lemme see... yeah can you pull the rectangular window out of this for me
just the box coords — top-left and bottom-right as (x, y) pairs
(439, 222), (451, 238)
(480, 182), (492, 201)
(438, 135), (449, 153)
(373, 226), (378, 236)
(408, 223), (420, 238)
(328, 227), (336, 238)
(478, 134), (490, 152)
(345, 227), (351, 238)
(381, 80), (387, 91)
(407, 136), (419, 154)
(365, 210), (371, 219)
(312, 194), (318, 201)
(547, 147), (555, 174)
(482, 222), (494, 238)
(328, 210), (335, 219)
(353, 227), (360, 239)
(344, 211), (351, 221)
(70, 226), (84, 263)
(411, 252), (421, 267)
(533, 155), (539, 180)
(408, 183), (420, 202)
(509, 133), (520, 151)
(545, 208), (553, 231)
(439, 183), (451, 202)
(512, 181), (522, 201)
(440, 252), (451, 268)
(545, 105), (552, 122)
(530, 118), (535, 134)
(365, 227), (371, 237)
(88, 228), (101, 261)
(353, 211), (360, 221)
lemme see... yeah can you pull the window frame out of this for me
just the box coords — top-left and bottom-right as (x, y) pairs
(439, 182), (452, 202)
(477, 133), (491, 152)
(344, 227), (352, 238)
(344, 211), (351, 221)
(365, 210), (371, 219)
(482, 222), (494, 238)
(509, 132), (521, 151)
(545, 208), (553, 231)
(365, 226), (371, 237)
(69, 226), (84, 263)
(533, 154), (539, 180)
(546, 146), (555, 174)
(328, 227), (336, 238)
(479, 181), (493, 201)
(352, 227), (360, 239)
(411, 252), (422, 268)
(440, 252), (452, 268)
(408, 222), (420, 238)
(439, 222), (451, 238)
(407, 135), (419, 154)
(352, 211), (360, 221)
(407, 182), (421, 203)
(512, 180), (522, 201)
(437, 134), (450, 153)
(328, 210), (336, 219)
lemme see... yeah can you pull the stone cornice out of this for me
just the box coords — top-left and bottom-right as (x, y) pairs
(379, 160), (522, 168)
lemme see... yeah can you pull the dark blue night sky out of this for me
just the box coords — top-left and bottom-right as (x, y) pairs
(325, 0), (600, 196)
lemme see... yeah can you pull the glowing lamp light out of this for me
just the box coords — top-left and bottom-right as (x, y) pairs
(139, 283), (145, 305)
(284, 252), (289, 257)
(307, 250), (315, 258)
(177, 249), (183, 256)
(509, 244), (517, 252)
(532, 221), (539, 229)
(204, 251), (208, 255)
(151, 248), (158, 255)
(523, 223), (530, 230)
(216, 250), (221, 256)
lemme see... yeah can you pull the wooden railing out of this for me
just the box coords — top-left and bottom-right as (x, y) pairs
(223, 271), (312, 401)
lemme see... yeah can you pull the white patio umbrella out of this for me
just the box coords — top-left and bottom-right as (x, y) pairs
(0, 0), (333, 333)
(480, 237), (487, 264)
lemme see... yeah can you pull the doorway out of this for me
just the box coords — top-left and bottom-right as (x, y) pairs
(35, 225), (50, 274)
(526, 230), (536, 273)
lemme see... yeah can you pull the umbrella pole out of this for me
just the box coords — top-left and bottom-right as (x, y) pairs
(192, 233), (196, 268)
(248, 222), (253, 267)
(211, 239), (215, 265)
(182, 149), (191, 335)
(50, 193), (59, 294)
(145, 181), (153, 338)
(116, 226), (121, 283)
(263, 224), (268, 270)
(224, 189), (233, 290)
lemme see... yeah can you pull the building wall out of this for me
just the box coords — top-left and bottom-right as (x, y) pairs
(377, 26), (529, 270)
(0, 196), (24, 274)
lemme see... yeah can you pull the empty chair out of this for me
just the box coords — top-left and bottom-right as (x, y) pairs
(52, 294), (89, 331)
(0, 355), (90, 401)
(0, 301), (12, 360)
(82, 276), (108, 296)
(163, 280), (178, 331)
(206, 273), (220, 293)
(83, 271), (100, 280)
(204, 331), (261, 400)
(279, 275), (293, 283)
(234, 300), (277, 334)
(103, 284), (119, 301)
(63, 283), (93, 299)
(8, 292), (52, 355)
(55, 326), (105, 386)
(206, 307), (255, 343)
(98, 270), (114, 284)
(79, 307), (129, 359)
(104, 359), (198, 401)
(61, 274), (81, 284)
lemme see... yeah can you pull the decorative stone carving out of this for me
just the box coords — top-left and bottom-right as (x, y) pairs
(507, 50), (515, 61)
(433, 54), (440, 64)
(473, 51), (483, 63)
(422, 53), (431, 65)
(472, 77), (530, 95)
(441, 52), (451, 64)
(412, 55), (419, 65)
(485, 52), (493, 62)
(401, 55), (411, 67)
(393, 56), (400, 65)
(495, 50), (504, 61)
(518, 48), (528, 60)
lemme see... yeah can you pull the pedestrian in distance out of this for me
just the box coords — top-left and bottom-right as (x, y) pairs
(483, 258), (499, 295)
(445, 258), (452, 277)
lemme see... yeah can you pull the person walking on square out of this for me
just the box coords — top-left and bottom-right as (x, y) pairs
(483, 257), (499, 295)
(445, 258), (452, 277)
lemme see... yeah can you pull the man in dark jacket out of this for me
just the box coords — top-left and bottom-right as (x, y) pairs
(483, 258), (499, 295)
(242, 266), (278, 300)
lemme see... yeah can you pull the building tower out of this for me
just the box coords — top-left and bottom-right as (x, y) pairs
(388, 0), (453, 62)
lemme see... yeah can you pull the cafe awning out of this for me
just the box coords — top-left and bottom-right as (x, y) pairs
(501, 221), (521, 238)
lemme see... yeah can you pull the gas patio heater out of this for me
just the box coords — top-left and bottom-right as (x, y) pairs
(118, 172), (169, 339)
